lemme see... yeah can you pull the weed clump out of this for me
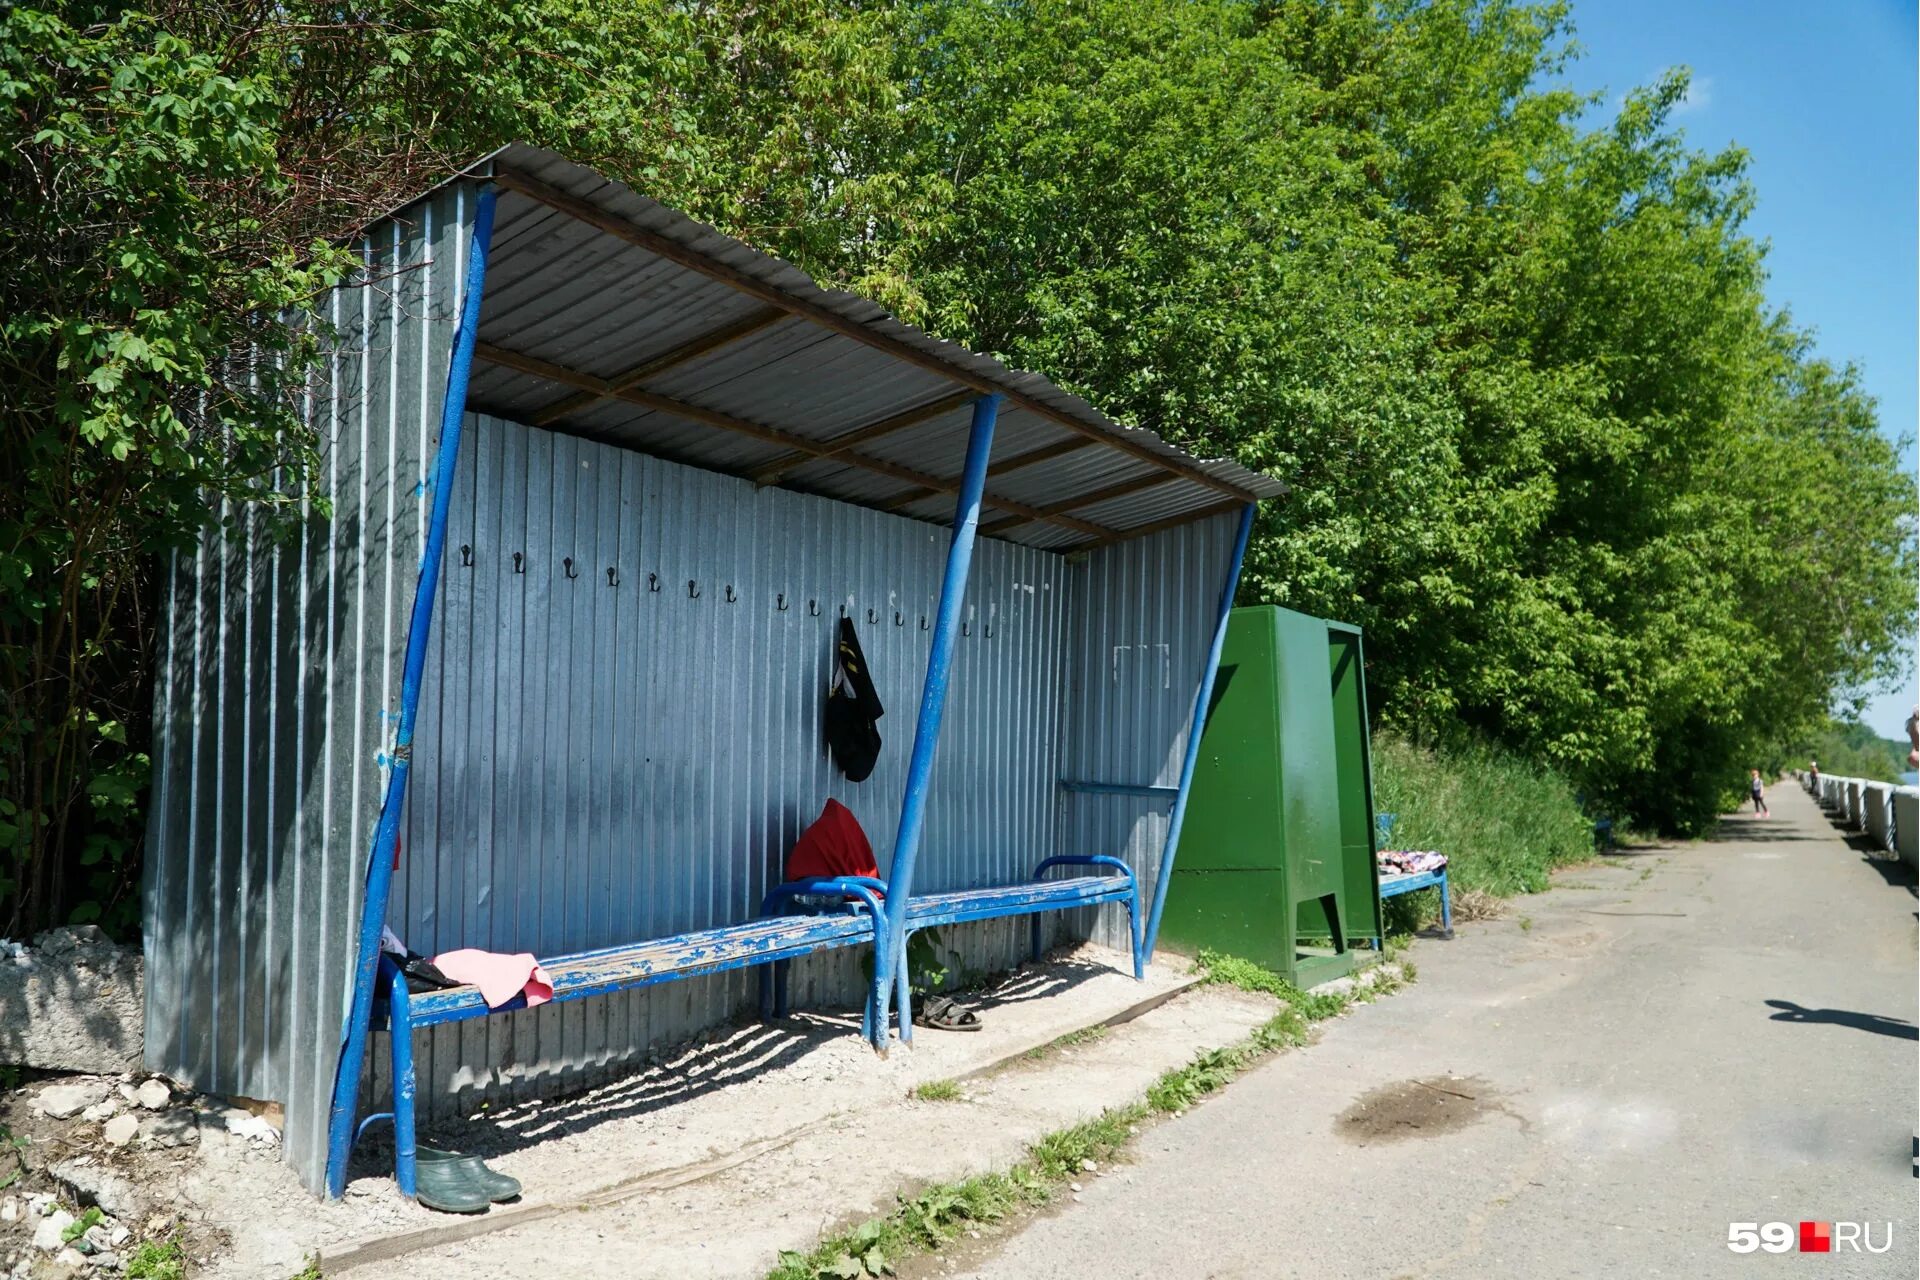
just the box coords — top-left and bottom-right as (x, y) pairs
(912, 1079), (963, 1103)
(1371, 733), (1594, 932)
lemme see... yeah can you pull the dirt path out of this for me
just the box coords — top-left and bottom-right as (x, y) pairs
(320, 952), (1277, 1279)
(948, 784), (1918, 1279)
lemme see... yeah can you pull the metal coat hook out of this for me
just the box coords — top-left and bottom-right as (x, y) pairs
(460, 544), (473, 568)
(687, 579), (701, 599)
(962, 619), (972, 637)
(777, 593), (790, 612)
(512, 552), (524, 575)
(607, 566), (619, 588)
(563, 557), (578, 580)
(866, 607), (878, 624)
(725, 584), (738, 604)
(809, 599), (821, 617)
(839, 603), (848, 618)
(920, 615), (929, 631)
(648, 572), (661, 593)
(894, 610), (904, 627)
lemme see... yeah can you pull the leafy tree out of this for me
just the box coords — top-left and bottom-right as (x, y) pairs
(0, 7), (349, 933)
(832, 0), (1913, 830)
(3, 0), (1913, 937)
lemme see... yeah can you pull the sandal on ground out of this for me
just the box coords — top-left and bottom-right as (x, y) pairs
(914, 995), (983, 1032)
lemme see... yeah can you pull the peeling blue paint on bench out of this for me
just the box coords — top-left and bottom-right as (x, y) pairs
(391, 911), (885, 1029)
(363, 857), (1143, 1192)
(359, 876), (892, 1196)
(903, 876), (1134, 928)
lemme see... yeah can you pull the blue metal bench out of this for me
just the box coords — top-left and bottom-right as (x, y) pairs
(895, 856), (1141, 1043)
(359, 857), (1142, 1193)
(360, 877), (887, 1199)
(1371, 811), (1453, 942)
(760, 856), (1144, 1047)
(1376, 867), (1453, 940)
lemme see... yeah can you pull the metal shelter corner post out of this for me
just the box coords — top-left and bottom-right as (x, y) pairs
(1140, 502), (1256, 964)
(323, 184), (499, 1198)
(874, 393), (1002, 1044)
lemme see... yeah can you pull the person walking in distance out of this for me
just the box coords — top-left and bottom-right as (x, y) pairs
(1749, 769), (1770, 818)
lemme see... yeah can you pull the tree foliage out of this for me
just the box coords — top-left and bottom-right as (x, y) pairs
(0, 6), (348, 934)
(832, 0), (1913, 830)
(2, 0), (1913, 932)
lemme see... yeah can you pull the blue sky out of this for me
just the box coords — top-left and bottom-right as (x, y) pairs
(1555, 0), (1918, 742)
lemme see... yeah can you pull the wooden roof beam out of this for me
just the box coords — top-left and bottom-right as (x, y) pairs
(750, 390), (974, 485)
(528, 306), (786, 428)
(878, 438), (1096, 513)
(979, 472), (1177, 536)
(473, 342), (1119, 541)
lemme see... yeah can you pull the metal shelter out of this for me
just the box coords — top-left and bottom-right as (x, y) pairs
(142, 146), (1284, 1194)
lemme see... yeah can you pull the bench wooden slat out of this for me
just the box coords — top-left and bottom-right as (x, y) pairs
(1377, 869), (1446, 898)
(904, 876), (1132, 929)
(399, 911), (879, 1028)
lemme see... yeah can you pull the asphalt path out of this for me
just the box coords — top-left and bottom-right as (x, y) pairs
(955, 782), (1919, 1279)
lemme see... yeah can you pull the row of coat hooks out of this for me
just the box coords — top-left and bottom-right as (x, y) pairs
(456, 544), (999, 636)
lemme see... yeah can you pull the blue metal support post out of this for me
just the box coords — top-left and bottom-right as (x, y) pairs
(873, 394), (1000, 1047)
(1139, 503), (1256, 965)
(380, 956), (419, 1198)
(324, 184), (498, 1197)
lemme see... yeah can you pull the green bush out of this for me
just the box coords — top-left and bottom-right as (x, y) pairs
(0, 8), (348, 936)
(1370, 733), (1594, 899)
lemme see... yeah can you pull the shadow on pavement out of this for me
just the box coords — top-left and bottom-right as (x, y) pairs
(1704, 828), (1826, 844)
(1764, 999), (1919, 1041)
(1857, 854), (1918, 897)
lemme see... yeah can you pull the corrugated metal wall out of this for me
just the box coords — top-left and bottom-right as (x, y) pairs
(388, 412), (1075, 1115)
(144, 184), (473, 1192)
(144, 172), (1239, 1189)
(1056, 514), (1238, 954)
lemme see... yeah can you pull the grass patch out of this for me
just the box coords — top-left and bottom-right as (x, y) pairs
(125, 1239), (188, 1280)
(768, 953), (1405, 1280)
(0, 1122), (25, 1192)
(912, 1079), (964, 1103)
(1371, 733), (1595, 932)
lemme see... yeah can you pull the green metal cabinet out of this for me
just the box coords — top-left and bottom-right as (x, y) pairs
(1158, 606), (1382, 987)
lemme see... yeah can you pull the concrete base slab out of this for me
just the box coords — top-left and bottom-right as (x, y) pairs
(187, 945), (1270, 1277)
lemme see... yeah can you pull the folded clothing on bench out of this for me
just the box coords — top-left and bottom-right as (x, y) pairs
(431, 949), (555, 1010)
(1377, 850), (1448, 875)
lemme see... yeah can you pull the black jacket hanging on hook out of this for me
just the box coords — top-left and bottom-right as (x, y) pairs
(825, 617), (884, 781)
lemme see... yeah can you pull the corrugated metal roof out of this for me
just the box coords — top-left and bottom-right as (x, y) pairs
(411, 144), (1283, 550)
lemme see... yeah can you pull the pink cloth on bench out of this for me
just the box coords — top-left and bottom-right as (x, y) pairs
(431, 948), (555, 1009)
(1377, 850), (1448, 875)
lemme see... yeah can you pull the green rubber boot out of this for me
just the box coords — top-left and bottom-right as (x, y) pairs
(413, 1155), (491, 1214)
(419, 1144), (522, 1203)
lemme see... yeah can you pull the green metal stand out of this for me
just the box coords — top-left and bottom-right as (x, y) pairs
(1156, 606), (1382, 987)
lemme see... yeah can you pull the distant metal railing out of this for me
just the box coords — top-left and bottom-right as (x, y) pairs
(1795, 769), (1918, 867)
